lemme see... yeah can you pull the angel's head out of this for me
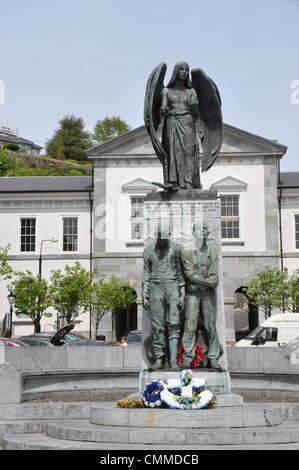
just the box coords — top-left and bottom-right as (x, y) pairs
(167, 62), (191, 88)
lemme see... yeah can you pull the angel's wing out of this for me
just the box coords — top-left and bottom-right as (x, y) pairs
(144, 63), (168, 165)
(191, 68), (223, 172)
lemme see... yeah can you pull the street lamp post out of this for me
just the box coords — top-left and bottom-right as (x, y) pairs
(39, 238), (58, 278)
(7, 290), (15, 338)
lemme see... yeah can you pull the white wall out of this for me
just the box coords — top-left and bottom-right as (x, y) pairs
(0, 192), (91, 335)
(104, 161), (266, 253)
(105, 165), (163, 252)
(280, 188), (299, 272)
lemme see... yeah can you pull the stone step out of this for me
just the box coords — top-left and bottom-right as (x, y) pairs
(0, 402), (91, 420)
(46, 419), (299, 446)
(4, 433), (299, 450)
(0, 420), (48, 443)
(90, 403), (283, 428)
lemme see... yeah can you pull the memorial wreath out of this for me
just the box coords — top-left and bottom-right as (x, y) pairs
(143, 369), (216, 410)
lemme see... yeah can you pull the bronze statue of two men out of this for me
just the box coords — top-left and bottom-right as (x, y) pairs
(142, 222), (224, 372)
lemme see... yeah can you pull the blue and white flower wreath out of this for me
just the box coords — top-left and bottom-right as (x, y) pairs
(143, 370), (216, 410)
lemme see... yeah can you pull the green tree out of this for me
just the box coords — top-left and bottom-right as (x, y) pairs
(0, 146), (23, 176)
(92, 276), (136, 341)
(46, 115), (91, 161)
(11, 272), (52, 333)
(245, 267), (289, 318)
(93, 116), (131, 143)
(50, 262), (92, 324)
(0, 245), (13, 280)
(286, 269), (299, 313)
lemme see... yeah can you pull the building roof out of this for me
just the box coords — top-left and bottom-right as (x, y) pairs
(279, 172), (299, 187)
(86, 123), (288, 158)
(0, 176), (93, 193)
(0, 172), (297, 193)
(0, 132), (43, 150)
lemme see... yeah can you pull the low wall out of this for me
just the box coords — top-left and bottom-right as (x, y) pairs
(22, 369), (140, 401)
(2, 345), (299, 373)
(1, 345), (299, 403)
(2, 345), (141, 371)
(227, 347), (299, 373)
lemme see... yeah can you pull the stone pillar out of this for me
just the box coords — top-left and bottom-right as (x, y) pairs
(0, 367), (22, 404)
(139, 189), (230, 394)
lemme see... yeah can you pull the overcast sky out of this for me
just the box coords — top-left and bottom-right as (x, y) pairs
(0, 0), (298, 171)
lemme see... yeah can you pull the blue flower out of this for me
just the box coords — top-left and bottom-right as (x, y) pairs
(143, 380), (166, 408)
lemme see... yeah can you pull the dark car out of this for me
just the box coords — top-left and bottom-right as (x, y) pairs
(0, 337), (29, 347)
(18, 324), (106, 347)
(127, 330), (142, 343)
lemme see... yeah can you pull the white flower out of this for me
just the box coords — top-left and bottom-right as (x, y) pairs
(198, 390), (213, 408)
(167, 378), (181, 388)
(156, 400), (161, 407)
(149, 402), (155, 408)
(181, 385), (193, 398)
(192, 377), (207, 388)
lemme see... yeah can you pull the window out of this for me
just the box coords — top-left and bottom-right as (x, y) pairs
(260, 327), (278, 342)
(20, 218), (36, 252)
(131, 197), (144, 240)
(63, 217), (78, 252)
(220, 195), (240, 239)
(295, 215), (299, 249)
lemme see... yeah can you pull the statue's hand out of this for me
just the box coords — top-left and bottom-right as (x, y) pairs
(160, 106), (169, 118)
(177, 295), (185, 310)
(143, 296), (150, 310)
(208, 275), (219, 288)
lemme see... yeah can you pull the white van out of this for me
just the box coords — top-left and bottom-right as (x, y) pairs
(235, 313), (299, 347)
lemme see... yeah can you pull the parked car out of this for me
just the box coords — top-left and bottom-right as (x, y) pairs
(127, 330), (142, 343)
(0, 337), (29, 347)
(285, 335), (299, 348)
(235, 313), (299, 347)
(18, 324), (106, 347)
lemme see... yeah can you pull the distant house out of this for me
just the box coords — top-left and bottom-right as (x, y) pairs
(0, 127), (42, 155)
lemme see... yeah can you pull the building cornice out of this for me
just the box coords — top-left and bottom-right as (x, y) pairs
(92, 153), (280, 168)
(0, 198), (90, 209)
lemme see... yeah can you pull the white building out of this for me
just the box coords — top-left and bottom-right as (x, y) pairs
(0, 176), (93, 336)
(0, 123), (298, 341)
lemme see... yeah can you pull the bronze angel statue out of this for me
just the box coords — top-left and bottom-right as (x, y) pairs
(144, 62), (223, 190)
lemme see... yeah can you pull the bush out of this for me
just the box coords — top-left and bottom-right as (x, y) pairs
(0, 146), (24, 176)
(3, 143), (20, 152)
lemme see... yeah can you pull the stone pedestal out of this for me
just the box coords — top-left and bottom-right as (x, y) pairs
(139, 189), (231, 396)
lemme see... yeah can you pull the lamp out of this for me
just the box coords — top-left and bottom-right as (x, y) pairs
(7, 290), (15, 338)
(39, 238), (58, 278)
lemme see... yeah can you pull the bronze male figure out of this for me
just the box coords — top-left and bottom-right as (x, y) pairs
(181, 222), (224, 371)
(142, 224), (185, 370)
